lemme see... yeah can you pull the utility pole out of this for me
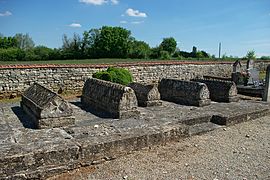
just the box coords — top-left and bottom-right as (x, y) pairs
(218, 42), (221, 59)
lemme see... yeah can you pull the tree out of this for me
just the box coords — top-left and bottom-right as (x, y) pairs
(14, 33), (35, 50)
(201, 51), (209, 58)
(149, 47), (161, 59)
(159, 37), (177, 55)
(61, 33), (83, 59)
(0, 36), (17, 49)
(33, 46), (54, 60)
(246, 50), (256, 59)
(129, 40), (150, 59)
(92, 26), (132, 58)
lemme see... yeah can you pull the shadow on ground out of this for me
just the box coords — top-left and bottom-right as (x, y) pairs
(70, 101), (114, 119)
(11, 106), (37, 129)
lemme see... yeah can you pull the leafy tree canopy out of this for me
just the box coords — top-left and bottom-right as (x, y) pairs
(159, 37), (177, 55)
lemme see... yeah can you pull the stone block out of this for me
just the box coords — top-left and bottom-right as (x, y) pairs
(159, 79), (211, 107)
(192, 79), (239, 102)
(128, 82), (162, 107)
(81, 78), (140, 119)
(20, 83), (74, 129)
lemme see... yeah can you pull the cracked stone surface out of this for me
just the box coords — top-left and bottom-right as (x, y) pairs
(0, 98), (269, 179)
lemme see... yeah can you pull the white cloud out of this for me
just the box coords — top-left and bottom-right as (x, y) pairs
(120, 20), (127, 24)
(126, 8), (147, 18)
(79, 0), (107, 5)
(69, 23), (82, 28)
(131, 21), (144, 24)
(79, 0), (119, 5)
(111, 0), (119, 5)
(0, 11), (12, 17)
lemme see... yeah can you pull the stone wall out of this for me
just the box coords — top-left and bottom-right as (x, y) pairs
(0, 61), (238, 99)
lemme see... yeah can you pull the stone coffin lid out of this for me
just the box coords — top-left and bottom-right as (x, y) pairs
(82, 78), (138, 111)
(22, 83), (73, 119)
(193, 79), (237, 97)
(128, 82), (160, 101)
(159, 78), (210, 100)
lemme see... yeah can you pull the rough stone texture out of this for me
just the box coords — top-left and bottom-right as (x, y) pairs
(203, 75), (232, 81)
(21, 83), (74, 129)
(81, 78), (139, 119)
(0, 99), (269, 179)
(128, 82), (161, 107)
(2, 61), (270, 100)
(159, 79), (211, 107)
(192, 79), (239, 102)
(263, 65), (270, 101)
(0, 62), (236, 99)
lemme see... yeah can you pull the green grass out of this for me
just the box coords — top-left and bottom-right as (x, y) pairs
(0, 58), (183, 65)
(259, 71), (266, 80)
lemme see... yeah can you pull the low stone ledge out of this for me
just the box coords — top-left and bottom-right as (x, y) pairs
(20, 83), (74, 129)
(159, 79), (211, 107)
(211, 108), (270, 126)
(128, 82), (162, 107)
(192, 79), (239, 102)
(81, 78), (140, 119)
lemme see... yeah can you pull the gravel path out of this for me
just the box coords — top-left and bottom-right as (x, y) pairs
(49, 115), (270, 180)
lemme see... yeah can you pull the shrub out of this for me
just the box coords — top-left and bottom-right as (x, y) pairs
(0, 48), (25, 61)
(92, 67), (133, 85)
(261, 56), (270, 60)
(160, 50), (171, 60)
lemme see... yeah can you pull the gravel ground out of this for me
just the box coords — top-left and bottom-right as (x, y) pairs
(49, 115), (270, 180)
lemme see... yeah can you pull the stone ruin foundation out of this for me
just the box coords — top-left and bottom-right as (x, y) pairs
(20, 83), (74, 129)
(158, 78), (211, 107)
(192, 79), (239, 102)
(128, 82), (162, 107)
(81, 78), (140, 119)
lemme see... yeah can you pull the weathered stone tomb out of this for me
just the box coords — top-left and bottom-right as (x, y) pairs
(21, 83), (74, 129)
(192, 79), (239, 102)
(128, 82), (162, 107)
(158, 78), (211, 107)
(81, 78), (140, 119)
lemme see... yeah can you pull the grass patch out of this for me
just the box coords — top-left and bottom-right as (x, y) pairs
(259, 71), (266, 80)
(0, 97), (21, 104)
(0, 58), (179, 65)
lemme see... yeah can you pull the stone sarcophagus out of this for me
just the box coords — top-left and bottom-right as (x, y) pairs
(192, 79), (239, 102)
(21, 83), (74, 129)
(81, 78), (140, 119)
(159, 79), (211, 107)
(128, 82), (162, 107)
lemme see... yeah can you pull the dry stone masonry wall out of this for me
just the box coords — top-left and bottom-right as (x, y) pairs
(81, 78), (139, 119)
(0, 62), (237, 99)
(21, 83), (74, 129)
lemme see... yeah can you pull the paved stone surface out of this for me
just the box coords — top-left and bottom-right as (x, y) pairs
(50, 115), (270, 180)
(0, 99), (269, 179)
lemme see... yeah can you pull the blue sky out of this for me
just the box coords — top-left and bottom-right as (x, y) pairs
(0, 0), (270, 57)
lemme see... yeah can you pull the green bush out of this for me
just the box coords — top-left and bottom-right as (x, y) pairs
(0, 48), (25, 61)
(93, 71), (113, 82)
(92, 67), (133, 85)
(160, 50), (171, 60)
